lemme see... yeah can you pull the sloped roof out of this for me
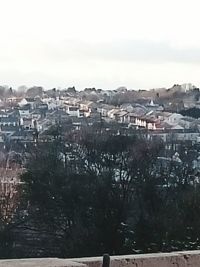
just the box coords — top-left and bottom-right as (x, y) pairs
(115, 111), (128, 117)
(171, 124), (184, 130)
(0, 117), (18, 123)
(1, 125), (20, 132)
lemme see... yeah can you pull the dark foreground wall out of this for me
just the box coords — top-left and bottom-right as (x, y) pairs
(1, 251), (200, 267)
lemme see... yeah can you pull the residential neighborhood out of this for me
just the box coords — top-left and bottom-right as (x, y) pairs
(0, 83), (199, 145)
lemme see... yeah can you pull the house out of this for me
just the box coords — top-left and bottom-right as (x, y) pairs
(0, 117), (19, 127)
(35, 104), (48, 118)
(44, 100), (57, 110)
(35, 103), (48, 111)
(83, 109), (91, 118)
(120, 103), (134, 113)
(9, 129), (34, 141)
(25, 98), (36, 109)
(79, 110), (85, 118)
(19, 104), (31, 118)
(18, 97), (35, 109)
(131, 104), (147, 116)
(107, 109), (121, 119)
(156, 112), (172, 121)
(31, 110), (42, 120)
(46, 109), (69, 122)
(146, 118), (156, 130)
(6, 109), (20, 118)
(164, 113), (184, 125)
(21, 118), (34, 130)
(179, 117), (196, 129)
(71, 117), (88, 130)
(18, 98), (28, 107)
(66, 106), (80, 117)
(125, 113), (147, 128)
(79, 101), (94, 111)
(0, 110), (8, 118)
(113, 111), (128, 123)
(63, 97), (80, 106)
(159, 121), (174, 130)
(97, 104), (115, 117)
(171, 125), (184, 130)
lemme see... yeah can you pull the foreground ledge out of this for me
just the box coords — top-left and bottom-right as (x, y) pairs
(72, 251), (200, 267)
(0, 258), (87, 267)
(2, 250), (200, 266)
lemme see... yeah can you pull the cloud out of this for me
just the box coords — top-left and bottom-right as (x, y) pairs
(41, 39), (200, 65)
(0, 38), (200, 90)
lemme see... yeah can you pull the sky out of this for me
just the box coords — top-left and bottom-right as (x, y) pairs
(0, 0), (200, 90)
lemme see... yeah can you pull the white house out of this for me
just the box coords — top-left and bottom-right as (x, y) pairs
(42, 98), (58, 110)
(164, 113), (184, 125)
(19, 108), (30, 118)
(66, 106), (80, 117)
(125, 113), (147, 128)
(114, 111), (128, 123)
(18, 98), (28, 107)
(107, 109), (121, 119)
(0, 117), (19, 127)
(97, 104), (115, 117)
(146, 120), (156, 130)
(20, 118), (34, 130)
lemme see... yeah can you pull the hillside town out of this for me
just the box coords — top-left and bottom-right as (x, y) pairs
(0, 83), (200, 183)
(1, 84), (200, 169)
(0, 83), (199, 144)
(0, 84), (198, 201)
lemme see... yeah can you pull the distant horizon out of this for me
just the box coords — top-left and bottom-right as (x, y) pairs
(0, 82), (197, 92)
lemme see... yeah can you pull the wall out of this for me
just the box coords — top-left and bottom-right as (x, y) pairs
(1, 250), (200, 267)
(70, 251), (200, 267)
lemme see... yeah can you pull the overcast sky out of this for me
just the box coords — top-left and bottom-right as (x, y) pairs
(1, 0), (200, 90)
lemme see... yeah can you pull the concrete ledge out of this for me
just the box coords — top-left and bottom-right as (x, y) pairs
(0, 258), (87, 267)
(71, 250), (200, 267)
(2, 251), (200, 267)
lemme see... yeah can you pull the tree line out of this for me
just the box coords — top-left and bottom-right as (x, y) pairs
(0, 132), (200, 258)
